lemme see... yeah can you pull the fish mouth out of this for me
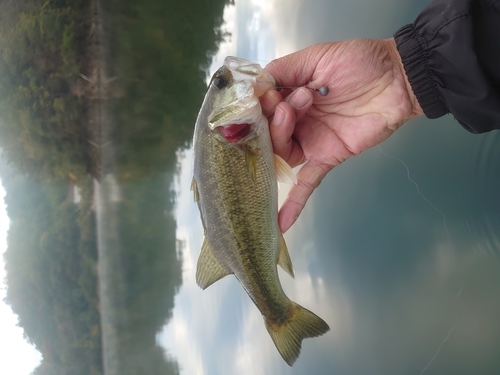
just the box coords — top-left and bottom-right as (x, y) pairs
(216, 123), (252, 142)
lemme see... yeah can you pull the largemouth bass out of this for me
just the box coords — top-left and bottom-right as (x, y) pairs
(191, 56), (329, 366)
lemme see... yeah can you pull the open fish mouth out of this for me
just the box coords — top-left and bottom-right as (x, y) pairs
(216, 123), (252, 142)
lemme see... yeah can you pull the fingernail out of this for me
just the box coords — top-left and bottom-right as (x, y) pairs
(289, 87), (310, 110)
(272, 106), (285, 127)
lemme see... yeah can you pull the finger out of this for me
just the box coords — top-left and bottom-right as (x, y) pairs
(269, 102), (295, 161)
(271, 104), (312, 168)
(260, 89), (282, 118)
(270, 104), (314, 169)
(278, 160), (332, 232)
(285, 87), (313, 119)
(265, 47), (319, 87)
(271, 88), (314, 166)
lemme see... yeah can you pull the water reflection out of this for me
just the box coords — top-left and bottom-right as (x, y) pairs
(162, 1), (500, 375)
(305, 117), (500, 374)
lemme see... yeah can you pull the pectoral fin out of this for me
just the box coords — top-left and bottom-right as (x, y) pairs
(245, 146), (259, 185)
(274, 154), (297, 184)
(278, 233), (295, 278)
(196, 237), (230, 289)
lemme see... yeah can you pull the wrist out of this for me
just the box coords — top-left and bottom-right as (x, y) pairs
(385, 38), (424, 118)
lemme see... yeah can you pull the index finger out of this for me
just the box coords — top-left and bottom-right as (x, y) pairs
(265, 59), (312, 88)
(265, 46), (322, 87)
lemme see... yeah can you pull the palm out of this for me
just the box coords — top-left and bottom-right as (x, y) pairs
(285, 39), (414, 167)
(263, 39), (421, 232)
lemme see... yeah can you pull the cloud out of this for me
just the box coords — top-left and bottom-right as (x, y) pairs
(0, 181), (42, 375)
(206, 0), (304, 81)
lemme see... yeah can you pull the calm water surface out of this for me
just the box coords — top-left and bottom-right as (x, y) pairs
(0, 0), (499, 374)
(162, 0), (500, 374)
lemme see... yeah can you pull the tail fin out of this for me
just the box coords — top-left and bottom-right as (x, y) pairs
(265, 302), (330, 366)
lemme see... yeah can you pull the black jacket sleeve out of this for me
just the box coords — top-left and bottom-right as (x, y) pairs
(394, 0), (500, 133)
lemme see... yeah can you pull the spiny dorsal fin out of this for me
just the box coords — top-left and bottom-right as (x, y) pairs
(190, 177), (199, 202)
(245, 146), (259, 185)
(265, 301), (330, 366)
(278, 233), (294, 278)
(274, 154), (297, 184)
(196, 237), (230, 289)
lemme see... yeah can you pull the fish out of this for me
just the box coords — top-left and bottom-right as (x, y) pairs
(191, 56), (330, 366)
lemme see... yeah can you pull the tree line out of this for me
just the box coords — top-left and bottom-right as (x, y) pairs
(0, 0), (232, 373)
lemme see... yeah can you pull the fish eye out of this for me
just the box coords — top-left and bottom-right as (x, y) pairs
(213, 77), (227, 89)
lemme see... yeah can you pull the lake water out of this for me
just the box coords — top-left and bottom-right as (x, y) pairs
(0, 0), (499, 374)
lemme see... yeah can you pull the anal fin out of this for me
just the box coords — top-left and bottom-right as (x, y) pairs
(196, 237), (230, 289)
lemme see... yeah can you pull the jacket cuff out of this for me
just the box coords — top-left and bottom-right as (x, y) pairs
(393, 24), (449, 119)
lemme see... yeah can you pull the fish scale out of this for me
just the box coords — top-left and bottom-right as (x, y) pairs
(192, 56), (329, 366)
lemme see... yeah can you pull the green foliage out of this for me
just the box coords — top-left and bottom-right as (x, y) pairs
(0, 160), (102, 375)
(0, 0), (91, 181)
(104, 0), (232, 177)
(0, 0), (233, 182)
(0, 0), (234, 373)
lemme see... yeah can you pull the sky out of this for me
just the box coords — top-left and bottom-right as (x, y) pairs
(0, 180), (42, 374)
(207, 0), (305, 79)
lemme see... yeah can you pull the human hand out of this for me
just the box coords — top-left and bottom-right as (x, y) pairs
(261, 38), (423, 233)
